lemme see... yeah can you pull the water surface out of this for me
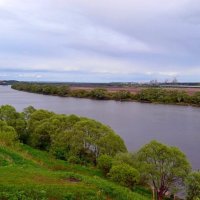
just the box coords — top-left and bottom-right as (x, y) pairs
(1, 86), (200, 169)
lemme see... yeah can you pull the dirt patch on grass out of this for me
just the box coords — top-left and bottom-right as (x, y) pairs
(66, 177), (81, 183)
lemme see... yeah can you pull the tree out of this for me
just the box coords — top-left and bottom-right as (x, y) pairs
(98, 132), (127, 157)
(113, 152), (135, 167)
(74, 119), (127, 164)
(191, 92), (200, 106)
(0, 105), (127, 167)
(186, 171), (200, 200)
(27, 109), (54, 133)
(50, 130), (81, 160)
(0, 105), (26, 141)
(42, 85), (53, 95)
(30, 121), (52, 150)
(137, 140), (191, 200)
(23, 106), (36, 120)
(97, 154), (113, 175)
(90, 88), (108, 100)
(113, 90), (132, 101)
(57, 85), (70, 96)
(27, 109), (55, 146)
(0, 120), (18, 146)
(109, 163), (140, 189)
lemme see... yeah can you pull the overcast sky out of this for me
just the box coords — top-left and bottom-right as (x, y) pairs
(0, 0), (200, 82)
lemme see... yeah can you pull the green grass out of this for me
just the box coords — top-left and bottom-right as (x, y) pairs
(0, 144), (151, 200)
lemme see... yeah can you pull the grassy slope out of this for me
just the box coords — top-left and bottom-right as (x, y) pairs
(0, 144), (151, 200)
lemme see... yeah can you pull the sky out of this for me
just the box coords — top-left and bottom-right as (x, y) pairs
(0, 0), (200, 82)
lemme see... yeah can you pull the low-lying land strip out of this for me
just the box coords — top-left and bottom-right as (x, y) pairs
(70, 85), (200, 95)
(12, 82), (200, 107)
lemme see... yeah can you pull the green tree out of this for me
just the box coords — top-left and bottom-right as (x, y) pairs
(42, 85), (52, 94)
(109, 163), (140, 189)
(137, 140), (191, 200)
(97, 154), (113, 175)
(74, 119), (127, 164)
(90, 88), (108, 100)
(27, 109), (54, 133)
(23, 106), (36, 121)
(0, 120), (18, 146)
(30, 121), (52, 150)
(113, 152), (135, 167)
(0, 105), (26, 141)
(98, 132), (127, 157)
(27, 109), (54, 145)
(57, 85), (70, 96)
(186, 171), (200, 200)
(70, 89), (89, 98)
(113, 90), (132, 101)
(191, 92), (200, 105)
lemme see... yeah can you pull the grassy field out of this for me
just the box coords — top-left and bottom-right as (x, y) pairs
(70, 86), (200, 95)
(0, 144), (151, 200)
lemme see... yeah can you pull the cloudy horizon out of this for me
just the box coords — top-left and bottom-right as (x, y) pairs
(0, 0), (200, 82)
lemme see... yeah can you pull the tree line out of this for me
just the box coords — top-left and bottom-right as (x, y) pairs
(0, 104), (199, 200)
(12, 83), (200, 106)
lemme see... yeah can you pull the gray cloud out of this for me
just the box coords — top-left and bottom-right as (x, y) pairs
(0, 0), (200, 81)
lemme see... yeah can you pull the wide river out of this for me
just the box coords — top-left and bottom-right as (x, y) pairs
(0, 86), (200, 169)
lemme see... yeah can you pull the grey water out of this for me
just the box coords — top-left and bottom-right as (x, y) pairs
(1, 86), (200, 169)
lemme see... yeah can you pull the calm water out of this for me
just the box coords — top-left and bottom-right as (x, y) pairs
(1, 86), (200, 169)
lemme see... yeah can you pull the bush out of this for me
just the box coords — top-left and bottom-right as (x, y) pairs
(0, 121), (18, 146)
(89, 88), (108, 100)
(97, 154), (113, 175)
(113, 152), (135, 167)
(112, 90), (132, 101)
(109, 163), (140, 189)
(68, 155), (81, 164)
(0, 131), (18, 146)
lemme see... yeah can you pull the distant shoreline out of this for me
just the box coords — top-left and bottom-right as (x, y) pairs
(10, 83), (200, 108)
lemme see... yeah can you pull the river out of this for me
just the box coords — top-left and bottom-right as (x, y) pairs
(1, 86), (200, 169)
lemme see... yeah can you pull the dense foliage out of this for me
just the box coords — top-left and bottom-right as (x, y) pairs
(186, 171), (200, 200)
(0, 105), (127, 165)
(97, 154), (113, 175)
(0, 120), (18, 146)
(0, 104), (196, 200)
(12, 82), (200, 106)
(109, 163), (140, 189)
(137, 141), (191, 200)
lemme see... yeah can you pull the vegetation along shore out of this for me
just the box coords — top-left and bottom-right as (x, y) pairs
(0, 105), (199, 199)
(12, 82), (200, 107)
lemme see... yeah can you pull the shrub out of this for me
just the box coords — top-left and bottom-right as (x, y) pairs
(109, 163), (140, 189)
(0, 131), (18, 146)
(0, 121), (18, 146)
(68, 155), (81, 164)
(97, 154), (113, 175)
(113, 90), (132, 101)
(113, 152), (135, 167)
(89, 88), (108, 100)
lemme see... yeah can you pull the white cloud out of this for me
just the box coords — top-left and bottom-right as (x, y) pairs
(17, 73), (43, 79)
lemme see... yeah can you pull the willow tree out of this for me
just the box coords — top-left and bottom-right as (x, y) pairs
(73, 119), (127, 164)
(137, 140), (191, 200)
